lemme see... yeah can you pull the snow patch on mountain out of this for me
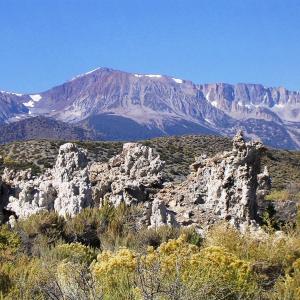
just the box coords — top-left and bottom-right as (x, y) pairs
(30, 94), (42, 102)
(23, 100), (35, 108)
(274, 103), (285, 109)
(172, 78), (183, 84)
(70, 68), (101, 81)
(134, 74), (162, 78)
(0, 90), (23, 97)
(211, 101), (218, 107)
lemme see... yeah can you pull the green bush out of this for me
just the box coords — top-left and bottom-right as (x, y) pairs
(16, 211), (66, 256)
(64, 207), (105, 247)
(50, 242), (96, 264)
(265, 190), (290, 201)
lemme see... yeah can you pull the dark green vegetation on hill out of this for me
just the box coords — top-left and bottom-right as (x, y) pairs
(0, 116), (98, 144)
(1, 135), (299, 191)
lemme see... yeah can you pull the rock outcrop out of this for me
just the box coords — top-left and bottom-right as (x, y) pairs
(0, 155), (3, 223)
(4, 143), (92, 218)
(258, 199), (299, 226)
(154, 131), (271, 229)
(89, 143), (165, 207)
(1, 133), (272, 231)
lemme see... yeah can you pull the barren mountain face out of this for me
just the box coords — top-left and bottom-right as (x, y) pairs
(0, 68), (299, 149)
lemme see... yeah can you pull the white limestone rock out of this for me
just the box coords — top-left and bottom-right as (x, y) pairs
(5, 143), (92, 218)
(149, 199), (177, 228)
(89, 143), (165, 206)
(154, 131), (271, 229)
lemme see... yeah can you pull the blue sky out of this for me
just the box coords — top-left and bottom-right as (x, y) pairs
(0, 0), (300, 93)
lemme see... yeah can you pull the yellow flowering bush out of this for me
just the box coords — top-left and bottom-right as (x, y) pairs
(1, 214), (300, 299)
(142, 234), (197, 275)
(56, 261), (98, 299)
(1, 256), (50, 299)
(91, 235), (259, 299)
(92, 247), (137, 299)
(139, 236), (258, 299)
(183, 246), (258, 298)
(272, 258), (300, 299)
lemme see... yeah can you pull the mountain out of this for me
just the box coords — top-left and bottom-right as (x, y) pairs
(0, 67), (300, 148)
(0, 116), (98, 144)
(0, 91), (29, 123)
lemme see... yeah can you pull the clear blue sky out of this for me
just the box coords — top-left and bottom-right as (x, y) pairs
(0, 0), (300, 93)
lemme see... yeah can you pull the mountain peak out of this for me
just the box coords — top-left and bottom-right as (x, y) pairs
(70, 67), (104, 81)
(0, 67), (299, 149)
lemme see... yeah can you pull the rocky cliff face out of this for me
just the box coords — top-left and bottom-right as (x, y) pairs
(1, 68), (299, 149)
(0, 91), (29, 123)
(200, 83), (300, 122)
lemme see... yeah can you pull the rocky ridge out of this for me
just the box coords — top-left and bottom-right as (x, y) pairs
(0, 132), (274, 230)
(0, 116), (98, 144)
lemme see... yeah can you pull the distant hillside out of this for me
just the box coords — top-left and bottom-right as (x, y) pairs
(0, 135), (299, 191)
(0, 116), (99, 144)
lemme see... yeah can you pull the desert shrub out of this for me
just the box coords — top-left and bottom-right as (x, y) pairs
(131, 226), (183, 251)
(0, 270), (11, 297)
(265, 190), (291, 201)
(131, 226), (202, 252)
(3, 257), (45, 299)
(3, 218), (300, 299)
(64, 207), (106, 247)
(17, 211), (65, 240)
(0, 226), (21, 297)
(65, 204), (145, 250)
(206, 223), (300, 265)
(0, 252), (58, 299)
(56, 261), (102, 300)
(143, 236), (258, 299)
(272, 258), (300, 299)
(50, 242), (96, 264)
(0, 225), (21, 259)
(297, 209), (300, 232)
(66, 206), (201, 252)
(3, 156), (15, 165)
(98, 202), (143, 250)
(91, 235), (259, 300)
(261, 204), (281, 230)
(16, 211), (66, 256)
(2, 155), (41, 174)
(205, 223), (300, 291)
(1, 244), (96, 299)
(183, 246), (258, 299)
(92, 247), (138, 299)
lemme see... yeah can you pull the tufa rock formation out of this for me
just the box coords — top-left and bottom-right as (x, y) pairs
(89, 143), (165, 207)
(154, 131), (271, 229)
(0, 132), (272, 231)
(4, 143), (92, 218)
